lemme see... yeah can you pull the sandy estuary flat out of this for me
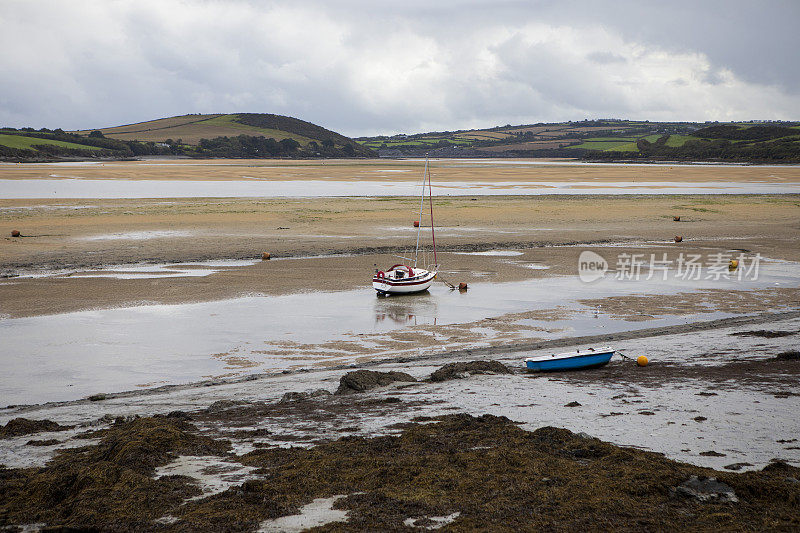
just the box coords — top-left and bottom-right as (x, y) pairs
(1, 159), (799, 531)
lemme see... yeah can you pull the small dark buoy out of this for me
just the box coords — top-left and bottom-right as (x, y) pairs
(413, 220), (420, 228)
(11, 230), (20, 237)
(262, 252), (271, 260)
(673, 216), (680, 222)
(458, 282), (468, 291)
(674, 236), (683, 243)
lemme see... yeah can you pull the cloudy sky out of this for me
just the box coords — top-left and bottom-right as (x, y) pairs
(1, 0), (798, 136)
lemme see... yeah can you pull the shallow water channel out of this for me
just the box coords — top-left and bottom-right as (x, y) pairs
(2, 178), (799, 199)
(2, 257), (799, 406)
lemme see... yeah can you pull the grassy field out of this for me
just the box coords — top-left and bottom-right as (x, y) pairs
(565, 140), (636, 151)
(455, 131), (514, 140)
(361, 137), (472, 148)
(74, 114), (224, 135)
(72, 114), (317, 146)
(199, 115), (315, 145)
(664, 134), (695, 147)
(0, 133), (102, 151)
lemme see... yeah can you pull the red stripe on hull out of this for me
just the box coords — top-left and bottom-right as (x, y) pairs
(372, 277), (433, 287)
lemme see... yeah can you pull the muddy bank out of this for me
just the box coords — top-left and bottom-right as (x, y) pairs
(1, 411), (799, 531)
(539, 355), (800, 395)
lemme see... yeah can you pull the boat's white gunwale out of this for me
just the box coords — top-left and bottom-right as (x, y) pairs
(373, 270), (437, 294)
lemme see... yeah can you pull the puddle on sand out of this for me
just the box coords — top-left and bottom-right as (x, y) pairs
(154, 455), (259, 500)
(258, 496), (349, 532)
(404, 512), (461, 530)
(517, 263), (550, 270)
(456, 250), (524, 256)
(5, 259), (260, 280)
(78, 230), (196, 241)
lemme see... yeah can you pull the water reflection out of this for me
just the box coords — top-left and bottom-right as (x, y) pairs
(374, 291), (439, 326)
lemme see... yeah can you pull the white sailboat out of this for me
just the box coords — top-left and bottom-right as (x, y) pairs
(372, 159), (439, 296)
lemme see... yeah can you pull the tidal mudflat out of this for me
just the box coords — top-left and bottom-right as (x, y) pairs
(1, 159), (799, 530)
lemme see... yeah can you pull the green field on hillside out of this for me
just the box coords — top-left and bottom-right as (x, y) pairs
(198, 115), (316, 145)
(564, 138), (641, 151)
(598, 134), (665, 152)
(360, 137), (471, 148)
(0, 133), (102, 151)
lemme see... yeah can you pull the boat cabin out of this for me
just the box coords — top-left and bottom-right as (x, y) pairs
(386, 264), (414, 280)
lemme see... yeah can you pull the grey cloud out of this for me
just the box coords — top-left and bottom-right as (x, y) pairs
(0, 0), (798, 135)
(587, 52), (627, 65)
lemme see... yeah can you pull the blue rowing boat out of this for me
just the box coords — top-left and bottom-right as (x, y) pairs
(524, 347), (615, 372)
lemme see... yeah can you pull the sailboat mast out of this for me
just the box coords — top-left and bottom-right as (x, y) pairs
(427, 160), (438, 269)
(413, 159), (427, 268)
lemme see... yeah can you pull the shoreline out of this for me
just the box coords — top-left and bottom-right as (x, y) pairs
(4, 155), (800, 167)
(3, 157), (800, 182)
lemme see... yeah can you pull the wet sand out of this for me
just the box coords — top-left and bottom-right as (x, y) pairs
(3, 157), (800, 182)
(2, 194), (799, 317)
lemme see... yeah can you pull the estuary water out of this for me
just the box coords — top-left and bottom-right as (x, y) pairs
(1, 178), (799, 198)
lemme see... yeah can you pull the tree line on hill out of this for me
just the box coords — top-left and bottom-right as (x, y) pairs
(0, 128), (373, 160)
(234, 113), (372, 157)
(195, 135), (359, 158)
(0, 128), (174, 160)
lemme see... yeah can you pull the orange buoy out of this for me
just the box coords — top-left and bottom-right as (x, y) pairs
(673, 216), (681, 222)
(728, 259), (739, 271)
(674, 236), (683, 242)
(413, 220), (420, 228)
(11, 229), (20, 237)
(637, 355), (649, 367)
(458, 282), (468, 291)
(261, 252), (271, 260)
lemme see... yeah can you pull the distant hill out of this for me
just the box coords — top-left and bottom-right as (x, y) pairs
(73, 113), (373, 156)
(0, 113), (375, 160)
(357, 119), (800, 162)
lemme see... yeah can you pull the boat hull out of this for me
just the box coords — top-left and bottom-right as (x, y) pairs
(524, 349), (614, 372)
(373, 271), (436, 295)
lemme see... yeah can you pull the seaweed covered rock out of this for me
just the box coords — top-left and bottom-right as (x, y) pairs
(429, 360), (511, 382)
(731, 330), (795, 338)
(0, 415), (231, 530)
(672, 476), (738, 503)
(3, 413), (799, 531)
(0, 417), (73, 438)
(777, 350), (800, 360)
(530, 425), (611, 460)
(204, 399), (250, 413)
(336, 370), (416, 394)
(280, 389), (332, 402)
